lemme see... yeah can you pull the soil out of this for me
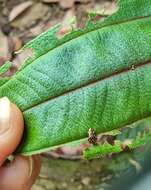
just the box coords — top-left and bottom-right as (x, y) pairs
(33, 157), (114, 190)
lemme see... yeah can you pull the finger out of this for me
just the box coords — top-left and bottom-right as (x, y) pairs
(0, 155), (41, 190)
(28, 155), (41, 187)
(0, 97), (24, 166)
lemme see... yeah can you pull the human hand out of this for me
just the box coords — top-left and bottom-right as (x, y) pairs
(0, 97), (41, 190)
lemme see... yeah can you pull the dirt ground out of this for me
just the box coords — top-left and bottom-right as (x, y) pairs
(33, 150), (143, 190)
(0, 0), (119, 189)
(33, 157), (114, 190)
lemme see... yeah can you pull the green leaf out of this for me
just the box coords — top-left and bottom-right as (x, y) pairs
(84, 118), (151, 159)
(84, 127), (151, 160)
(0, 77), (10, 87)
(0, 61), (12, 75)
(0, 0), (151, 155)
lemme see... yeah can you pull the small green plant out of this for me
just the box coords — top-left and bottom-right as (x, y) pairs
(0, 0), (151, 158)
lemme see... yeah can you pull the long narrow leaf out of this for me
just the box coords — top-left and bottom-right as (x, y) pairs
(0, 0), (151, 155)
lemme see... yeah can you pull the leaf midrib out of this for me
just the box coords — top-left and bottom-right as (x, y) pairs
(20, 15), (151, 112)
(1, 15), (149, 112)
(24, 60), (151, 112)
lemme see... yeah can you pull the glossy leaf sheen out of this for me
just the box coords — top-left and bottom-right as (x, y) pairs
(0, 0), (151, 155)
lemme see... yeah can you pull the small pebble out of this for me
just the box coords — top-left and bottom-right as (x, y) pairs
(81, 176), (91, 186)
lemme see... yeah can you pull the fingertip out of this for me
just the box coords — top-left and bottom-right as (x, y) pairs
(0, 155), (41, 190)
(0, 98), (24, 165)
(29, 155), (41, 187)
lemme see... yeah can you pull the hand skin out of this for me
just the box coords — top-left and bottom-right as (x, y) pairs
(0, 97), (41, 190)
